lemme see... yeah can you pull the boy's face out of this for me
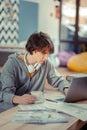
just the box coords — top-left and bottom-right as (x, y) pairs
(32, 51), (49, 64)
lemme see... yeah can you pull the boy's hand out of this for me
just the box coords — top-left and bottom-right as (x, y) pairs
(63, 88), (68, 95)
(12, 94), (36, 105)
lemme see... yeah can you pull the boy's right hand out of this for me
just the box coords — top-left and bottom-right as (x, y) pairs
(12, 94), (36, 105)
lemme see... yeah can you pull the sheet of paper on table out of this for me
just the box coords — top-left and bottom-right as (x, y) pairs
(47, 102), (87, 122)
(19, 99), (87, 122)
(12, 109), (69, 124)
(17, 100), (69, 124)
(19, 100), (60, 111)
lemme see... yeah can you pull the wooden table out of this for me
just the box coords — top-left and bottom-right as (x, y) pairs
(0, 90), (87, 130)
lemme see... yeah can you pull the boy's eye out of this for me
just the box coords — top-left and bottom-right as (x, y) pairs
(41, 50), (49, 54)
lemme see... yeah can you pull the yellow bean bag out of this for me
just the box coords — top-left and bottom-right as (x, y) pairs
(67, 52), (87, 72)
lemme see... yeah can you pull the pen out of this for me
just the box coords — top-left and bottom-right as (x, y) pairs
(46, 99), (58, 103)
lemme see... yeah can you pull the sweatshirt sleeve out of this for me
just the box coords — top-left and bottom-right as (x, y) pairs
(1, 58), (16, 104)
(47, 59), (70, 92)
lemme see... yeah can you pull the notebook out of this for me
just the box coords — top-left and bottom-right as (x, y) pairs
(64, 76), (87, 103)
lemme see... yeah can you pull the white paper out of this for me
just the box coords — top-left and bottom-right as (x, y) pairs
(19, 100), (87, 121)
(69, 103), (87, 110)
(55, 102), (87, 121)
(19, 99), (59, 110)
(19, 103), (47, 110)
(44, 90), (65, 100)
(12, 110), (69, 124)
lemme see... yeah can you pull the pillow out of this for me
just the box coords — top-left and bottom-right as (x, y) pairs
(67, 52), (87, 72)
(56, 51), (75, 67)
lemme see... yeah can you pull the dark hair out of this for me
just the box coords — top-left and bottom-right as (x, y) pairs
(25, 32), (54, 54)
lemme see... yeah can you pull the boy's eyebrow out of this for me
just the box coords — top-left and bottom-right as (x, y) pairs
(41, 50), (49, 54)
(41, 46), (50, 53)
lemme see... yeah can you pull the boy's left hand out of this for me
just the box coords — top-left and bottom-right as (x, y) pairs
(63, 88), (68, 95)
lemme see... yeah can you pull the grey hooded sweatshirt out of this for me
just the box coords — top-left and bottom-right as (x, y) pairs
(0, 53), (69, 112)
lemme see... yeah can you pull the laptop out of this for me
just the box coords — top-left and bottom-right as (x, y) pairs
(64, 76), (87, 103)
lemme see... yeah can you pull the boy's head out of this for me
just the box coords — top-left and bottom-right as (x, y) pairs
(25, 32), (54, 55)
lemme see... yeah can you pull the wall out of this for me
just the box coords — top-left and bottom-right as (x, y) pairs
(24, 0), (60, 42)
(38, 0), (59, 41)
(19, 0), (38, 42)
(0, 0), (19, 46)
(38, 0), (60, 54)
(0, 0), (60, 53)
(19, 0), (60, 46)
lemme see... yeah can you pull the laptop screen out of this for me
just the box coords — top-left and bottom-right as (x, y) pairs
(64, 77), (87, 103)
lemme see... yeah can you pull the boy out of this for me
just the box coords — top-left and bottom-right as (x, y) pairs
(0, 32), (69, 112)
